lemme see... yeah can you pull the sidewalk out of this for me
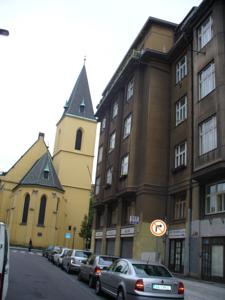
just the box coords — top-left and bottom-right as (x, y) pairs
(10, 245), (43, 253)
(175, 276), (225, 300)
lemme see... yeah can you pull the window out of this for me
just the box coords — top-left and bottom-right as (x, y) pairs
(175, 142), (187, 168)
(43, 164), (49, 179)
(108, 205), (117, 226)
(199, 62), (215, 99)
(96, 209), (104, 228)
(176, 96), (187, 126)
(109, 131), (116, 152)
(101, 117), (106, 131)
(122, 200), (135, 225)
(121, 154), (129, 176)
(199, 115), (217, 155)
(206, 182), (225, 214)
(176, 55), (187, 83)
(95, 177), (101, 195)
(21, 194), (30, 224)
(198, 16), (213, 50)
(79, 99), (85, 113)
(38, 195), (47, 225)
(98, 146), (103, 163)
(126, 78), (134, 101)
(174, 194), (186, 220)
(112, 102), (118, 119)
(106, 167), (113, 185)
(123, 114), (132, 138)
(75, 129), (83, 150)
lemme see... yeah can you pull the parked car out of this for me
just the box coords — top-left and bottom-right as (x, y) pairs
(53, 247), (70, 267)
(62, 249), (92, 273)
(0, 222), (9, 300)
(78, 254), (119, 288)
(42, 245), (54, 258)
(95, 258), (185, 300)
(48, 246), (62, 262)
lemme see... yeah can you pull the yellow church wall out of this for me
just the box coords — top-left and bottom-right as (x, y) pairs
(9, 186), (63, 248)
(61, 187), (90, 249)
(54, 116), (96, 157)
(0, 134), (48, 223)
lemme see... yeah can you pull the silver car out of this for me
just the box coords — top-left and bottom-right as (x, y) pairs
(95, 259), (184, 300)
(62, 249), (92, 273)
(78, 254), (119, 287)
(53, 247), (70, 267)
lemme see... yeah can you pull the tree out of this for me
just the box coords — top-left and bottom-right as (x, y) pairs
(79, 196), (93, 249)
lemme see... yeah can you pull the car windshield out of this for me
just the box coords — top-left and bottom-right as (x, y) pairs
(75, 251), (91, 258)
(99, 256), (117, 266)
(132, 264), (172, 278)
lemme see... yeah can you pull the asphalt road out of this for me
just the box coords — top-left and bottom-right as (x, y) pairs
(6, 250), (107, 300)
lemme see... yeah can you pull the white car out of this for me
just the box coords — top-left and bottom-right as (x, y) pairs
(53, 247), (70, 267)
(0, 222), (9, 300)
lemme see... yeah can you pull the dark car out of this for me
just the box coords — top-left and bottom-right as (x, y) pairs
(42, 245), (54, 258)
(47, 246), (62, 262)
(95, 258), (185, 300)
(78, 254), (119, 288)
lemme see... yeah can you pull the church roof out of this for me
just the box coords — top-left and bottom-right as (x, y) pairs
(17, 152), (64, 191)
(62, 65), (95, 121)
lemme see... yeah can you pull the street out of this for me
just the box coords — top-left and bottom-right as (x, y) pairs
(6, 249), (225, 300)
(6, 250), (107, 300)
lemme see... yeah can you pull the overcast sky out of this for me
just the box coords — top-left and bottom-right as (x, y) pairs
(0, 0), (202, 176)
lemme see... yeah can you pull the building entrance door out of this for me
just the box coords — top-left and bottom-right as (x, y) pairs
(202, 237), (225, 282)
(169, 239), (185, 273)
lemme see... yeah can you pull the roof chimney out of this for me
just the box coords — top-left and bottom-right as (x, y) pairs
(38, 132), (45, 139)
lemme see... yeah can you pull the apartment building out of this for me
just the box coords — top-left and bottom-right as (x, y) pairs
(92, 0), (225, 282)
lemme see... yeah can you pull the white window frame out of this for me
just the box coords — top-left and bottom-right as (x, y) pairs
(98, 146), (103, 163)
(95, 177), (101, 195)
(198, 15), (213, 50)
(112, 102), (118, 119)
(205, 182), (225, 215)
(199, 115), (217, 155)
(106, 167), (113, 185)
(174, 196), (186, 220)
(101, 117), (106, 131)
(176, 96), (187, 126)
(126, 78), (134, 101)
(123, 114), (132, 138)
(109, 131), (116, 152)
(121, 154), (129, 176)
(175, 142), (187, 168)
(199, 62), (215, 100)
(176, 55), (187, 83)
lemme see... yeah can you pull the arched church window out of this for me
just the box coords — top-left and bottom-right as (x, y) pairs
(38, 195), (47, 226)
(21, 194), (30, 224)
(75, 128), (83, 150)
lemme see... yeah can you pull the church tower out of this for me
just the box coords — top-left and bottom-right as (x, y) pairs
(53, 64), (96, 249)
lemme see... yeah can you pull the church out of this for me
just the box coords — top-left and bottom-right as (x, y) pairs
(0, 65), (97, 249)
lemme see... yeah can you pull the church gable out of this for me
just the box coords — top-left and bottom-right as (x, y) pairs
(1, 132), (48, 185)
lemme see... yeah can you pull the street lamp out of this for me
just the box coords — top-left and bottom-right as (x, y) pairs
(0, 28), (9, 36)
(72, 226), (77, 249)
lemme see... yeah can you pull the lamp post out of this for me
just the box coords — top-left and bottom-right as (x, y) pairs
(0, 28), (9, 36)
(72, 226), (77, 249)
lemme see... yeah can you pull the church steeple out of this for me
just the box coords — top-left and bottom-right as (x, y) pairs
(62, 65), (95, 121)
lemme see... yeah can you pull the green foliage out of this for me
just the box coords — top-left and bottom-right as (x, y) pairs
(79, 196), (93, 248)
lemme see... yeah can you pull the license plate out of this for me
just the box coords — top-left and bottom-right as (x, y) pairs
(152, 284), (171, 291)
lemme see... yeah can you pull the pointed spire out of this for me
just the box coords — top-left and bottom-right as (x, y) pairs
(62, 64), (95, 120)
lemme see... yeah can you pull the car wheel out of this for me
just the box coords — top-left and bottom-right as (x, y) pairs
(95, 279), (102, 295)
(117, 288), (125, 300)
(78, 271), (82, 281)
(88, 276), (94, 288)
(66, 264), (71, 274)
